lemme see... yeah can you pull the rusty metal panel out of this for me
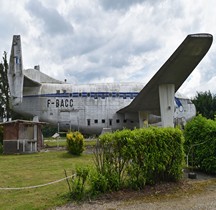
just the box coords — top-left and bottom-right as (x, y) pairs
(3, 124), (18, 140)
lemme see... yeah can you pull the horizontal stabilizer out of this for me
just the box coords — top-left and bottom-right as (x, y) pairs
(23, 68), (64, 85)
(24, 75), (41, 87)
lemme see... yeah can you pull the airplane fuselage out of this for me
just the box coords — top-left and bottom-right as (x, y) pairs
(13, 81), (195, 134)
(9, 34), (213, 134)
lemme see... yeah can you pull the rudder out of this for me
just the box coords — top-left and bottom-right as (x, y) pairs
(8, 35), (24, 106)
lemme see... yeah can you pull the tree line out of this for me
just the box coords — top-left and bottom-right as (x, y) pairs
(192, 91), (216, 120)
(0, 52), (11, 121)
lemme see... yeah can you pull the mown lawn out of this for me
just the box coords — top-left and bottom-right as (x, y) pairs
(44, 138), (97, 148)
(0, 151), (94, 210)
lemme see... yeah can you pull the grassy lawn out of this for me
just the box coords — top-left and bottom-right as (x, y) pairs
(44, 138), (97, 148)
(0, 151), (94, 210)
(44, 138), (67, 147)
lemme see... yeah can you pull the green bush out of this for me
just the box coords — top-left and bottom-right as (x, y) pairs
(65, 166), (89, 200)
(128, 128), (184, 187)
(184, 115), (216, 173)
(90, 172), (109, 195)
(92, 127), (184, 192)
(66, 131), (84, 155)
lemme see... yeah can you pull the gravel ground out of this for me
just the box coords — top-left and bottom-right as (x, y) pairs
(56, 171), (216, 210)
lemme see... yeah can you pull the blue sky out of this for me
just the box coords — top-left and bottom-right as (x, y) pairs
(0, 0), (216, 97)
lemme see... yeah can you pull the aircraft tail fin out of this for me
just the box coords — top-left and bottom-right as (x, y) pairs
(8, 35), (24, 106)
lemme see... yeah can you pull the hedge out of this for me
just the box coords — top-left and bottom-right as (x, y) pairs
(92, 127), (185, 193)
(184, 115), (216, 174)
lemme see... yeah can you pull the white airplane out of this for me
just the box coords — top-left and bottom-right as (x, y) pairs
(8, 34), (213, 134)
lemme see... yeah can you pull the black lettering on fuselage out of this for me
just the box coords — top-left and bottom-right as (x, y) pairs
(60, 99), (64, 107)
(47, 99), (51, 107)
(47, 98), (73, 108)
(70, 99), (73, 107)
(56, 99), (59, 107)
(65, 99), (68, 107)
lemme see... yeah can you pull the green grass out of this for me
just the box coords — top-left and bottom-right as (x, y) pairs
(44, 138), (67, 147)
(0, 151), (93, 210)
(44, 138), (97, 148)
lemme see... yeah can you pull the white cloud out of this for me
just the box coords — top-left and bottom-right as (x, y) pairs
(26, 0), (73, 35)
(0, 0), (216, 98)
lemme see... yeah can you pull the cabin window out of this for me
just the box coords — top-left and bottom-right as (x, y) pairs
(94, 119), (98, 124)
(109, 119), (112, 126)
(94, 94), (98, 99)
(56, 90), (60, 94)
(73, 92), (79, 97)
(63, 90), (66, 93)
(102, 119), (105, 123)
(123, 119), (127, 123)
(82, 92), (87, 97)
(116, 119), (120, 123)
(87, 119), (91, 126)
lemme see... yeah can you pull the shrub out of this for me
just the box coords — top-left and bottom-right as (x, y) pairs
(93, 129), (135, 192)
(92, 127), (184, 192)
(65, 166), (89, 200)
(66, 131), (84, 155)
(90, 172), (109, 195)
(128, 127), (184, 187)
(66, 128), (185, 200)
(184, 115), (216, 173)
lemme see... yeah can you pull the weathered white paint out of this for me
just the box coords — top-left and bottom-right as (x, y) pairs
(159, 84), (175, 127)
(8, 34), (212, 134)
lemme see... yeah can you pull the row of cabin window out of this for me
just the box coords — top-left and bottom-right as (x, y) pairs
(87, 119), (134, 126)
(56, 90), (138, 99)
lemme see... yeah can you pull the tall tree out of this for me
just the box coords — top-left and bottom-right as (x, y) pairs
(192, 91), (216, 120)
(0, 52), (11, 121)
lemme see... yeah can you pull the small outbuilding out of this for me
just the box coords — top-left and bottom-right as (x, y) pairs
(0, 120), (46, 154)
